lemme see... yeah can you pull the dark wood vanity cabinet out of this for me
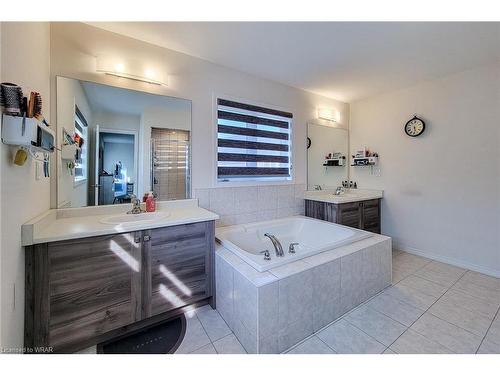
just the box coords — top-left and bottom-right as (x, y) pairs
(143, 221), (214, 318)
(25, 221), (215, 353)
(306, 199), (381, 233)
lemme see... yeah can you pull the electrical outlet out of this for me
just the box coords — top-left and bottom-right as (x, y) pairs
(373, 167), (381, 177)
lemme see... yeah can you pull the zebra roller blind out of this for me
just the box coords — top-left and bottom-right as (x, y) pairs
(217, 98), (293, 181)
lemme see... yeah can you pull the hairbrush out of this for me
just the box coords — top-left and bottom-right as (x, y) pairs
(29, 91), (50, 126)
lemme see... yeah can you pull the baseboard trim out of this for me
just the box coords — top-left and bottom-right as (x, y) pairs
(392, 240), (500, 278)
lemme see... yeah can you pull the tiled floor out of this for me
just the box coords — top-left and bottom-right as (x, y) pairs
(79, 250), (500, 354)
(181, 250), (500, 354)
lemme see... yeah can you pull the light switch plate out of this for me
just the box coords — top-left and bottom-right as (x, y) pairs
(35, 162), (40, 180)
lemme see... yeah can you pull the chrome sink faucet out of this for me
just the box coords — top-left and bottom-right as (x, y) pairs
(127, 195), (145, 214)
(264, 233), (284, 257)
(334, 186), (345, 195)
(313, 184), (322, 191)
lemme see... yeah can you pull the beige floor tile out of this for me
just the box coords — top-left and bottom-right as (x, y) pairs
(316, 319), (386, 354)
(429, 298), (492, 337)
(366, 293), (424, 327)
(345, 305), (406, 346)
(452, 278), (500, 305)
(414, 261), (466, 287)
(383, 283), (438, 310)
(477, 338), (500, 354)
(191, 343), (217, 354)
(411, 313), (482, 354)
(213, 334), (247, 354)
(398, 275), (448, 298)
(439, 289), (499, 320)
(286, 335), (336, 354)
(175, 316), (211, 354)
(390, 329), (453, 354)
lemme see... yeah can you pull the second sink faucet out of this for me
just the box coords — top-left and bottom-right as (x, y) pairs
(264, 233), (284, 257)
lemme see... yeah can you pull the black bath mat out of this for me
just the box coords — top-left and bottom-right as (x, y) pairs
(97, 315), (186, 354)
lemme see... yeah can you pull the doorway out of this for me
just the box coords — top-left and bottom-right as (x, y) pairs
(89, 128), (139, 205)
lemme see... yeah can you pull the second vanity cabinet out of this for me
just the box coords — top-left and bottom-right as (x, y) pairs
(25, 220), (215, 353)
(305, 198), (381, 233)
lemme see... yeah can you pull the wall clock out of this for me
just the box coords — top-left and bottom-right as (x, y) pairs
(405, 116), (425, 137)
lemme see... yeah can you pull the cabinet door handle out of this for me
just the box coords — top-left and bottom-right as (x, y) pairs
(143, 235), (151, 242)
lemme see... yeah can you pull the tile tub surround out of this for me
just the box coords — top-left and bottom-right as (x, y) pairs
(194, 184), (305, 227)
(215, 235), (392, 353)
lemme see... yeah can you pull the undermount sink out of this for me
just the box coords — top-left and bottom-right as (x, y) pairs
(100, 211), (170, 225)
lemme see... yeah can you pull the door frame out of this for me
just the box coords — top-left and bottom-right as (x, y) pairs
(97, 127), (140, 199)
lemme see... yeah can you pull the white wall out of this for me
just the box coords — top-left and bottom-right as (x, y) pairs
(56, 77), (92, 208)
(50, 22), (349, 196)
(102, 141), (135, 181)
(350, 64), (500, 276)
(307, 123), (348, 189)
(0, 22), (51, 349)
(92, 110), (140, 132)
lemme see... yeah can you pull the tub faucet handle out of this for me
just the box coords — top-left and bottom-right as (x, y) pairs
(260, 250), (271, 261)
(289, 243), (299, 254)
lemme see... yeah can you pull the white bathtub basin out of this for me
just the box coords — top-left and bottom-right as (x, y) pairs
(216, 216), (371, 271)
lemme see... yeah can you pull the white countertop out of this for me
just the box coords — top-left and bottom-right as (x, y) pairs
(304, 189), (383, 204)
(22, 199), (219, 246)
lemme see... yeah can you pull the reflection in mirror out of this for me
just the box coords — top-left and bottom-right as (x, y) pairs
(56, 77), (191, 208)
(307, 123), (348, 190)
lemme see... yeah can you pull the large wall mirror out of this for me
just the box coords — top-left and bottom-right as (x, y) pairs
(307, 122), (348, 190)
(56, 77), (192, 208)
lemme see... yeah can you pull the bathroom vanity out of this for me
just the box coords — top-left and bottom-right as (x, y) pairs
(304, 190), (383, 233)
(22, 200), (218, 353)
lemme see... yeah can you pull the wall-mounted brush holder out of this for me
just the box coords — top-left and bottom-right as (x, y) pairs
(61, 143), (78, 160)
(1, 114), (55, 154)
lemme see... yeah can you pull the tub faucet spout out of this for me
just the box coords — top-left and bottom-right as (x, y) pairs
(264, 233), (284, 257)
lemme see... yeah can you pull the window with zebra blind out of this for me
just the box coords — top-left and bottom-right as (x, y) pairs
(217, 98), (293, 182)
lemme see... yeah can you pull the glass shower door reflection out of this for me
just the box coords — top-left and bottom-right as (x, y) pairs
(151, 128), (191, 201)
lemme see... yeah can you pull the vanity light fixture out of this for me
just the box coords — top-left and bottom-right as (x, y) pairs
(95, 55), (168, 86)
(318, 108), (339, 122)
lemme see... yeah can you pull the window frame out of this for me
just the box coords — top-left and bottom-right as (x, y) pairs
(214, 95), (294, 187)
(73, 108), (88, 186)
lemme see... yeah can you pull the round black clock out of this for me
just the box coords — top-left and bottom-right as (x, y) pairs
(405, 116), (425, 137)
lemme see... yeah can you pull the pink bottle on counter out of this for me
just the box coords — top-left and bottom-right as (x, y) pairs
(145, 192), (156, 212)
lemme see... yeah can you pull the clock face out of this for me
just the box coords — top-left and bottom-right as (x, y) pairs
(405, 117), (425, 137)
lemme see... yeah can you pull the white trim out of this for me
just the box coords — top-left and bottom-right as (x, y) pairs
(98, 127), (140, 196)
(213, 93), (295, 188)
(392, 239), (500, 278)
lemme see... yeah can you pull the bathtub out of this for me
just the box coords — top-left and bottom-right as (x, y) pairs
(215, 216), (371, 272)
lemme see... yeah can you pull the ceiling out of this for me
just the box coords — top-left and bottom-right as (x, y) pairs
(80, 80), (190, 116)
(88, 22), (500, 102)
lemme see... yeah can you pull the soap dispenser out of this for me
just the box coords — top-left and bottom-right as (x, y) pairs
(146, 191), (156, 212)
